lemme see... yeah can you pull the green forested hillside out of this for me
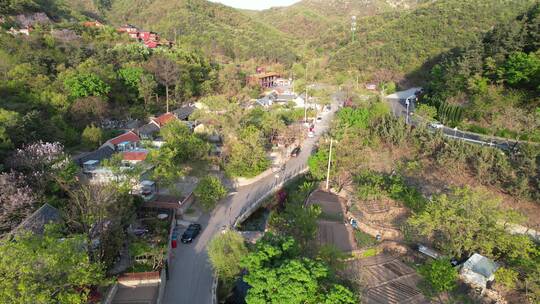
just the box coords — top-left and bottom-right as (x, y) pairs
(328, 0), (538, 77)
(103, 0), (298, 63)
(254, 0), (419, 41)
(422, 3), (540, 140)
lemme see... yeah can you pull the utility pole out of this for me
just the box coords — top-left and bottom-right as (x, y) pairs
(304, 64), (308, 123)
(291, 71), (295, 94)
(326, 138), (333, 191)
(351, 16), (357, 43)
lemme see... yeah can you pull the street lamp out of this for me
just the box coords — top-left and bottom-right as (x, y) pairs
(405, 99), (410, 125)
(351, 16), (357, 43)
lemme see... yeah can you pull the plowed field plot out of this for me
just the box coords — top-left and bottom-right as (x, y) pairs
(316, 220), (357, 252)
(343, 254), (429, 304)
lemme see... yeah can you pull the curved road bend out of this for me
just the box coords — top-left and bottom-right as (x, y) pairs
(163, 95), (342, 304)
(387, 90), (520, 151)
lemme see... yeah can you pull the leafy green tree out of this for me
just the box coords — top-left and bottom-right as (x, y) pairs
(64, 73), (110, 98)
(415, 104), (438, 121)
(308, 148), (330, 180)
(160, 120), (208, 162)
(225, 126), (270, 178)
(378, 81), (397, 94)
(408, 187), (536, 259)
(495, 267), (519, 290)
(81, 124), (103, 149)
(499, 51), (540, 87)
(269, 204), (321, 248)
(323, 285), (357, 304)
(0, 227), (105, 304)
(240, 234), (356, 304)
(118, 66), (144, 90)
(208, 230), (248, 280)
(419, 258), (457, 301)
(0, 109), (20, 153)
(194, 176), (227, 211)
(150, 121), (209, 185)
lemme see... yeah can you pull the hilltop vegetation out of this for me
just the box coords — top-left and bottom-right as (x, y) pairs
(254, 0), (420, 40)
(103, 0), (298, 63)
(422, 3), (540, 140)
(329, 0), (538, 78)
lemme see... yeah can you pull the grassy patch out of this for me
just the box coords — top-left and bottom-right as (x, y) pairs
(354, 230), (377, 248)
(361, 248), (379, 258)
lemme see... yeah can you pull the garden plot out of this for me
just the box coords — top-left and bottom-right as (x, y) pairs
(342, 254), (428, 304)
(306, 190), (357, 253)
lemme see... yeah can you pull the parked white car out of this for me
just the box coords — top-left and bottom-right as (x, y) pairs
(308, 131), (315, 138)
(429, 122), (444, 129)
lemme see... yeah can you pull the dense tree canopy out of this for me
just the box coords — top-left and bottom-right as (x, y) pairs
(150, 120), (209, 185)
(408, 187), (536, 261)
(194, 175), (227, 211)
(0, 227), (105, 304)
(240, 234), (356, 304)
(225, 126), (270, 178)
(208, 230), (248, 280)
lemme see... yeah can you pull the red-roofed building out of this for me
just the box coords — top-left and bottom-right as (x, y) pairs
(117, 24), (138, 33)
(151, 112), (177, 127)
(138, 31), (159, 42)
(104, 131), (140, 150)
(247, 72), (280, 88)
(144, 40), (159, 49)
(82, 20), (104, 28)
(122, 150), (148, 163)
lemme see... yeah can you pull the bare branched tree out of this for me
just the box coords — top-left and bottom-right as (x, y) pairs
(147, 56), (180, 112)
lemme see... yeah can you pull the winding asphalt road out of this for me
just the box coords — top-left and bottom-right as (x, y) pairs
(386, 88), (522, 151)
(163, 94), (342, 304)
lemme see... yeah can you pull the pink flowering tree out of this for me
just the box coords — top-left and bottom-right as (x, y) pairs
(0, 172), (37, 234)
(7, 141), (77, 193)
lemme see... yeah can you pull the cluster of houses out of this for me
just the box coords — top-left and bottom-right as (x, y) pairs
(247, 67), (291, 88)
(116, 24), (173, 49)
(74, 106), (196, 201)
(255, 90), (311, 109)
(3, 13), (172, 50)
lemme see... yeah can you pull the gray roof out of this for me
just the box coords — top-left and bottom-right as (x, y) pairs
(74, 146), (115, 166)
(257, 95), (274, 107)
(463, 253), (498, 278)
(277, 94), (296, 102)
(11, 204), (62, 236)
(172, 106), (196, 120)
(138, 123), (160, 138)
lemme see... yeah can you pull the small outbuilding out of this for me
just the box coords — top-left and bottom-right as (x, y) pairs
(460, 253), (499, 290)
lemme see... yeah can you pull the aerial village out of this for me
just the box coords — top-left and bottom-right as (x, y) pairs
(2, 8), (537, 304)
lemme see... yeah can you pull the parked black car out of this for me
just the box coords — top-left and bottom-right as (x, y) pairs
(290, 146), (301, 157)
(181, 224), (202, 244)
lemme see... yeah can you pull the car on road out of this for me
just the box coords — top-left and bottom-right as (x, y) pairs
(308, 131), (315, 138)
(429, 122), (444, 129)
(181, 224), (202, 244)
(290, 146), (301, 157)
(316, 116), (322, 123)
